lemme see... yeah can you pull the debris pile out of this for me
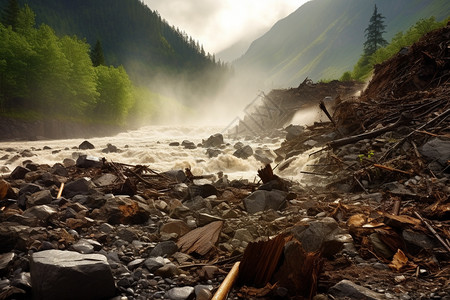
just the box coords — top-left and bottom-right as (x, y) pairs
(0, 24), (449, 300)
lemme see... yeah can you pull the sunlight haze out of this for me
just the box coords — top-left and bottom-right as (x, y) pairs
(143, 0), (310, 54)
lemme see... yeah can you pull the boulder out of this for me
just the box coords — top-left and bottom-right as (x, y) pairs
(101, 143), (119, 153)
(243, 190), (287, 214)
(233, 145), (253, 159)
(206, 148), (221, 158)
(181, 140), (196, 149)
(28, 190), (53, 207)
(30, 250), (115, 300)
(144, 256), (165, 272)
(290, 217), (350, 257)
(50, 163), (68, 177)
(202, 133), (224, 148)
(78, 140), (95, 150)
(22, 205), (57, 225)
(419, 138), (450, 168)
(285, 124), (305, 141)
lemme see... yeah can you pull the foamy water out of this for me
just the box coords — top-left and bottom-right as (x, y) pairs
(0, 125), (315, 182)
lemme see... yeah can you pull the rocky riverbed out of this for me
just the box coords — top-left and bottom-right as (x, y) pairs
(0, 21), (449, 300)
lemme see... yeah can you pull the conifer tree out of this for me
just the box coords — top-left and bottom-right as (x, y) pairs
(363, 5), (388, 57)
(1, 0), (20, 30)
(90, 39), (105, 66)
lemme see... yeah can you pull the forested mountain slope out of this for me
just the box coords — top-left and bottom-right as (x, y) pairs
(235, 0), (450, 87)
(1, 0), (228, 94)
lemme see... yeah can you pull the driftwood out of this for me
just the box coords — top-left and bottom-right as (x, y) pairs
(56, 182), (64, 199)
(328, 113), (410, 149)
(211, 262), (240, 300)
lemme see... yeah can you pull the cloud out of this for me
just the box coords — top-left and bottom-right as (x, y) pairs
(143, 0), (308, 54)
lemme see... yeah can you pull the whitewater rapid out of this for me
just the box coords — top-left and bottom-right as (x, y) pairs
(0, 125), (314, 182)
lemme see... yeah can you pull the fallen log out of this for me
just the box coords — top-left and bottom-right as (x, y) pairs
(328, 113), (410, 149)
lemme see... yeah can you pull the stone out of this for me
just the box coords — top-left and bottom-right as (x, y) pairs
(329, 279), (384, 300)
(22, 205), (57, 224)
(50, 163), (68, 177)
(290, 217), (347, 257)
(0, 179), (11, 200)
(0, 252), (15, 273)
(182, 140), (196, 149)
(163, 170), (187, 183)
(99, 223), (114, 233)
(202, 133), (224, 148)
(62, 158), (76, 168)
(188, 184), (218, 199)
(127, 258), (145, 270)
(28, 190), (53, 207)
(169, 142), (180, 146)
(285, 124), (305, 141)
(243, 190), (287, 214)
(233, 145), (253, 159)
(144, 256), (165, 272)
(184, 195), (209, 211)
(402, 229), (436, 252)
(155, 263), (180, 277)
(196, 213), (223, 227)
(117, 227), (138, 243)
(93, 173), (118, 187)
(30, 250), (115, 300)
(419, 138), (450, 167)
(150, 241), (178, 257)
(160, 220), (191, 237)
(78, 140), (95, 150)
(76, 155), (102, 168)
(233, 228), (254, 243)
(72, 239), (95, 254)
(206, 148), (222, 158)
(19, 183), (42, 195)
(10, 166), (30, 180)
(101, 143), (119, 153)
(165, 286), (194, 300)
(63, 178), (94, 198)
(100, 197), (149, 225)
(194, 285), (213, 300)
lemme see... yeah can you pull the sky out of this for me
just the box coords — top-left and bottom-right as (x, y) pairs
(142, 0), (310, 55)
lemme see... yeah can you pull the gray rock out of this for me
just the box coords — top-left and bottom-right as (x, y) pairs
(75, 155), (102, 169)
(188, 184), (218, 199)
(163, 170), (187, 183)
(72, 239), (95, 254)
(196, 213), (223, 227)
(155, 263), (180, 277)
(10, 166), (30, 180)
(63, 178), (94, 198)
(166, 286), (195, 300)
(329, 279), (384, 300)
(23, 205), (57, 224)
(28, 190), (53, 206)
(419, 138), (450, 167)
(30, 250), (115, 300)
(285, 124), (305, 141)
(203, 133), (224, 148)
(150, 241), (178, 257)
(50, 163), (68, 177)
(194, 285), (213, 300)
(62, 158), (76, 168)
(290, 217), (349, 257)
(243, 190), (287, 214)
(233, 228), (253, 243)
(78, 140), (95, 150)
(93, 173), (118, 187)
(101, 143), (119, 153)
(117, 227), (138, 243)
(206, 148), (222, 158)
(99, 223), (114, 233)
(0, 252), (15, 272)
(402, 229), (436, 251)
(127, 258), (145, 270)
(144, 256), (165, 272)
(19, 183), (42, 195)
(182, 140), (196, 149)
(233, 145), (253, 159)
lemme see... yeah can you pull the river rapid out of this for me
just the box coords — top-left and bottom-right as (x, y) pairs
(0, 125), (314, 183)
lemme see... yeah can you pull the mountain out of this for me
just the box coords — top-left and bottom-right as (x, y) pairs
(235, 0), (450, 88)
(2, 0), (228, 97)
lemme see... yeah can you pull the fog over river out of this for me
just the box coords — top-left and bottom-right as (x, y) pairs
(0, 125), (315, 183)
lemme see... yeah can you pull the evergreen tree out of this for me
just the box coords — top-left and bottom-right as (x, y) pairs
(1, 0), (20, 30)
(363, 5), (388, 57)
(90, 39), (105, 66)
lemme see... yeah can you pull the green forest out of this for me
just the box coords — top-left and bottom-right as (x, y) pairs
(0, 0), (231, 126)
(342, 16), (448, 82)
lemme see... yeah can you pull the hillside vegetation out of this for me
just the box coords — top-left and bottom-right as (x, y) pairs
(235, 0), (450, 88)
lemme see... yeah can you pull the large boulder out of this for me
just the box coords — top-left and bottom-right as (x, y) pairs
(243, 190), (287, 214)
(233, 145), (253, 159)
(202, 133), (224, 148)
(419, 138), (450, 169)
(30, 250), (115, 300)
(290, 217), (352, 257)
(78, 140), (95, 150)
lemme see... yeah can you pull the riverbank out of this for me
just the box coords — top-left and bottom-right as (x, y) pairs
(0, 117), (126, 141)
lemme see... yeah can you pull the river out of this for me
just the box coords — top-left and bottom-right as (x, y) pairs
(0, 125), (317, 183)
